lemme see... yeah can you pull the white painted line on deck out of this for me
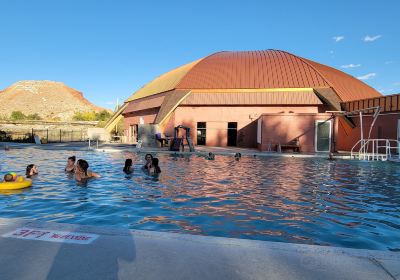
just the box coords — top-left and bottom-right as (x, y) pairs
(2, 228), (99, 244)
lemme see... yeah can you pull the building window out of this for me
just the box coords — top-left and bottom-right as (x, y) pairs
(197, 122), (206, 145)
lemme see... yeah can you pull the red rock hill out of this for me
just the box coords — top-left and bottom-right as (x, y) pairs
(0, 80), (107, 121)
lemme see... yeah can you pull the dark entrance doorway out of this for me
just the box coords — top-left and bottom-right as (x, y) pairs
(227, 122), (237, 146)
(197, 122), (206, 145)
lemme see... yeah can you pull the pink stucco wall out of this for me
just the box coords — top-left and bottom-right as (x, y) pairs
(259, 113), (333, 153)
(170, 105), (322, 147)
(122, 104), (326, 148)
(336, 113), (400, 151)
(123, 108), (159, 131)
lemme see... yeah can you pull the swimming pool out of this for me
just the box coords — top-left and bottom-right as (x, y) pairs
(1, 148), (399, 251)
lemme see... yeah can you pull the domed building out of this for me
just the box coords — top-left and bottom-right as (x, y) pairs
(110, 50), (382, 152)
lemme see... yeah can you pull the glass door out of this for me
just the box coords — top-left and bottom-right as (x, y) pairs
(315, 120), (331, 152)
(197, 122), (206, 145)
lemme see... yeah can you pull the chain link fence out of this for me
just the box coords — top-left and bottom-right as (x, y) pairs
(0, 129), (87, 143)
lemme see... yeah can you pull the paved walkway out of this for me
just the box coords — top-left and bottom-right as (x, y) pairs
(0, 218), (398, 280)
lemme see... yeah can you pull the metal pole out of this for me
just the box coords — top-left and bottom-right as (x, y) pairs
(47, 129), (49, 143)
(359, 111), (363, 140)
(60, 129), (62, 143)
(31, 128), (34, 143)
(359, 111), (364, 155)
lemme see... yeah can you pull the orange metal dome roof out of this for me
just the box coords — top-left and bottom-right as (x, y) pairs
(176, 50), (381, 102)
(126, 50), (381, 103)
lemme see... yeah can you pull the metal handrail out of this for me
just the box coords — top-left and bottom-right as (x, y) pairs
(351, 139), (400, 161)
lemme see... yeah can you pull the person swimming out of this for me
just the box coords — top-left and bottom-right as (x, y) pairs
(234, 152), (242, 161)
(75, 159), (100, 181)
(65, 156), (76, 172)
(207, 152), (215, 160)
(148, 158), (161, 175)
(123, 159), (133, 174)
(143, 154), (154, 170)
(26, 164), (38, 178)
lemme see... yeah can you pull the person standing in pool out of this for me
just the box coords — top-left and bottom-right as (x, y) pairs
(65, 156), (76, 172)
(26, 164), (38, 178)
(123, 159), (133, 174)
(148, 158), (161, 175)
(143, 154), (154, 170)
(75, 159), (100, 181)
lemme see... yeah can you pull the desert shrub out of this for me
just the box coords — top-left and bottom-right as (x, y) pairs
(26, 113), (42, 120)
(10, 111), (26, 120)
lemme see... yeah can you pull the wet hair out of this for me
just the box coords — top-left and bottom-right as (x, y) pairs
(123, 159), (133, 173)
(4, 174), (13, 182)
(145, 154), (153, 160)
(26, 164), (35, 177)
(77, 159), (89, 176)
(152, 158), (161, 173)
(68, 156), (76, 162)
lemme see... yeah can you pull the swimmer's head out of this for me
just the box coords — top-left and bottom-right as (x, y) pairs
(4, 173), (14, 182)
(26, 164), (38, 177)
(145, 154), (153, 163)
(68, 156), (76, 165)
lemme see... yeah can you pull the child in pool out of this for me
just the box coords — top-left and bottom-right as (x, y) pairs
(65, 156), (76, 172)
(3, 172), (16, 182)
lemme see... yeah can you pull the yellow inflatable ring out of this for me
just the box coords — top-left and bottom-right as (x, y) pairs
(0, 178), (32, 190)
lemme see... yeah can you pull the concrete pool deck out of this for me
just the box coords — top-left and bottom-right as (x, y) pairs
(2, 142), (351, 159)
(0, 218), (399, 280)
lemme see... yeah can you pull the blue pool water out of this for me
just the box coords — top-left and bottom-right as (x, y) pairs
(1, 148), (399, 251)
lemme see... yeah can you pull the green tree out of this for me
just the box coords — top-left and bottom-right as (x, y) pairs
(72, 111), (97, 121)
(95, 110), (111, 121)
(10, 111), (26, 120)
(73, 110), (112, 122)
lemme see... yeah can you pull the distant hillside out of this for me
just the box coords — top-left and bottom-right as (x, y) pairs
(0, 80), (107, 121)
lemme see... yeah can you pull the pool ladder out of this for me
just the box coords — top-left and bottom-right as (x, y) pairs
(350, 139), (400, 161)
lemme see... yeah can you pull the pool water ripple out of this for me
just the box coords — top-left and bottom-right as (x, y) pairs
(1, 148), (400, 250)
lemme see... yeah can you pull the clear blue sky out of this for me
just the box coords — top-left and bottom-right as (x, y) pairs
(0, 0), (399, 109)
